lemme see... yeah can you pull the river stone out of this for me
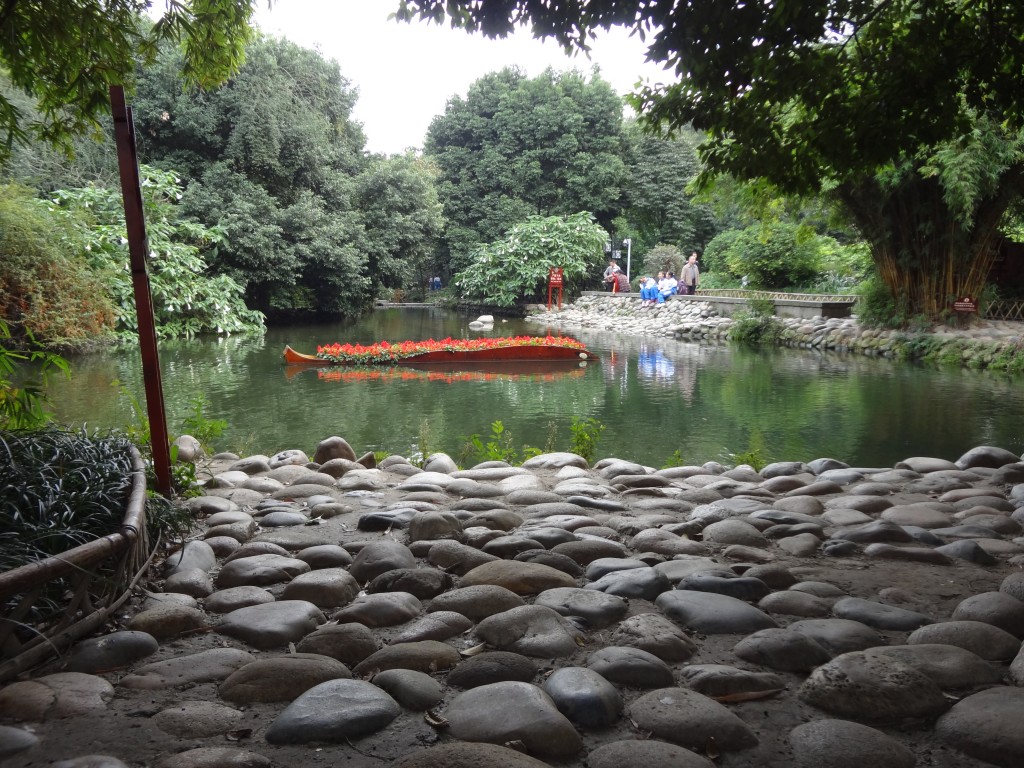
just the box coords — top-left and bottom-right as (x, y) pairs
(1002, 571), (1024, 601)
(358, 508), (417, 530)
(0, 726), (38, 759)
(460, 560), (576, 594)
(585, 565), (671, 600)
(534, 587), (627, 629)
(408, 510), (464, 543)
(655, 590), (778, 634)
(391, 742), (552, 768)
(219, 654), (351, 703)
(907, 620), (1022, 660)
(956, 445), (1022, 469)
(475, 605), (584, 657)
(366, 568), (454, 599)
(204, 535), (242, 557)
(280, 567), (360, 608)
(789, 719), (916, 768)
(265, 679), (400, 744)
(427, 584), (525, 621)
(702, 519), (769, 547)
(445, 681), (583, 756)
(427, 540), (500, 576)
(313, 436), (356, 463)
(482, 535), (546, 557)
(863, 543), (953, 564)
(352, 640), (461, 676)
(514, 550), (586, 577)
(586, 740), (716, 768)
(741, 563), (799, 589)
(798, 650), (948, 721)
(831, 520), (914, 543)
(371, 669), (442, 710)
(610, 613), (698, 661)
(66, 630), (158, 673)
(832, 596), (934, 631)
(224, 541), (291, 562)
(296, 623), (379, 665)
(788, 618), (883, 657)
(936, 686), (1024, 767)
(447, 651), (537, 688)
(391, 611), (474, 643)
(680, 663), (785, 699)
(152, 747), (271, 768)
(951, 591), (1024, 637)
(864, 644), (1003, 689)
(588, 646), (675, 688)
(151, 701), (243, 738)
(628, 687), (758, 751)
(0, 672), (113, 720)
(733, 627), (832, 672)
(214, 553), (310, 588)
(164, 539), (217, 576)
(258, 510), (309, 527)
(216, 600), (325, 649)
(541, 666), (622, 728)
(204, 586), (275, 613)
(550, 538), (628, 564)
(119, 648), (255, 689)
(332, 591), (422, 627)
(936, 539), (1000, 564)
(758, 590), (833, 617)
(127, 603), (207, 641)
(349, 540), (417, 583)
(677, 571), (771, 602)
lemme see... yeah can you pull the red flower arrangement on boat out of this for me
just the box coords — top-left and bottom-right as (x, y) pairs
(315, 335), (589, 364)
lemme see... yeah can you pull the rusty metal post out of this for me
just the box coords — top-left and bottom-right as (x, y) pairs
(110, 86), (172, 497)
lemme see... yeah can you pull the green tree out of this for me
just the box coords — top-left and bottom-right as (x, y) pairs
(453, 211), (607, 306)
(134, 35), (374, 318)
(622, 123), (716, 254)
(398, 1), (1024, 320)
(425, 67), (627, 273)
(51, 166), (264, 339)
(0, 0), (256, 161)
(356, 153), (445, 298)
(704, 222), (821, 289)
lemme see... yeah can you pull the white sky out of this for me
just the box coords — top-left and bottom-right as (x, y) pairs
(252, 0), (671, 155)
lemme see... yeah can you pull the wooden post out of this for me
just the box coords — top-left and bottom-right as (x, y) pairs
(110, 86), (172, 497)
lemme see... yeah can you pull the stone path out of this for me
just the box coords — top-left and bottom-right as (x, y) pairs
(2, 439), (1024, 767)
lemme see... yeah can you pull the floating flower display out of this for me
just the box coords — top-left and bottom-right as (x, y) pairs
(314, 335), (589, 365)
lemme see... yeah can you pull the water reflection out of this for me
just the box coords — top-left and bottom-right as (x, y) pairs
(44, 308), (1024, 468)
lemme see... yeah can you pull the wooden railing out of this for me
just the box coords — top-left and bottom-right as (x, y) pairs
(0, 447), (154, 682)
(986, 299), (1024, 321)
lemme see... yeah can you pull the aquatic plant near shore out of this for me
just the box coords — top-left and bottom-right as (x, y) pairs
(316, 335), (587, 364)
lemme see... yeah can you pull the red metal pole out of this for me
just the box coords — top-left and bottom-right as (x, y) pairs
(110, 86), (173, 497)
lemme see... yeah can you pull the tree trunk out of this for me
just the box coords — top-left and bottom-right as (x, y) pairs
(837, 164), (1024, 321)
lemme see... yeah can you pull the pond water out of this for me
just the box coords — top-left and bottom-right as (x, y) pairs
(46, 307), (1024, 469)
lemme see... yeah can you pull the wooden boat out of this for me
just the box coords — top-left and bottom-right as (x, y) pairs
(284, 361), (590, 383)
(283, 336), (598, 366)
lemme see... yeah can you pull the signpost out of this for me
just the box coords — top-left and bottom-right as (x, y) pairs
(548, 267), (564, 310)
(952, 296), (978, 314)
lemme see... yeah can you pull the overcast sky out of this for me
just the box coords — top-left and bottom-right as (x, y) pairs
(252, 0), (670, 155)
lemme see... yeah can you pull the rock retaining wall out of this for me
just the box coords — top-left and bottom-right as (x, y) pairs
(527, 294), (1024, 372)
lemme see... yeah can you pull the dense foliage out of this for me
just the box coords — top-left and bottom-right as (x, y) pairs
(0, 184), (115, 345)
(703, 223), (822, 290)
(425, 67), (627, 273)
(51, 166), (265, 339)
(0, 0), (256, 162)
(453, 212), (608, 306)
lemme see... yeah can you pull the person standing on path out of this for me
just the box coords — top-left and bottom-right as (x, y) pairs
(681, 252), (700, 295)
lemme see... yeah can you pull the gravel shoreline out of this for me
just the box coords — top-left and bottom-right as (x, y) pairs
(2, 437), (1024, 767)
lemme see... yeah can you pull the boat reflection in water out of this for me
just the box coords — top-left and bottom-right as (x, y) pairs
(285, 359), (591, 384)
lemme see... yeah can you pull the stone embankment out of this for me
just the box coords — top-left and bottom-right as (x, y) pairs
(528, 294), (1024, 369)
(2, 436), (1024, 767)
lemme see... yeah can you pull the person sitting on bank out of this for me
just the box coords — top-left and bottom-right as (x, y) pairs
(681, 252), (700, 295)
(639, 275), (659, 305)
(603, 259), (620, 291)
(658, 271), (678, 301)
(612, 269), (630, 293)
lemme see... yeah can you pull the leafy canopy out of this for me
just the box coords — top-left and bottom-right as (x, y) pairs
(454, 212), (608, 307)
(0, 0), (258, 160)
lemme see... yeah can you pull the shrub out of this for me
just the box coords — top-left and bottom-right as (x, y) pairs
(642, 243), (685, 278)
(704, 222), (821, 288)
(0, 184), (115, 346)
